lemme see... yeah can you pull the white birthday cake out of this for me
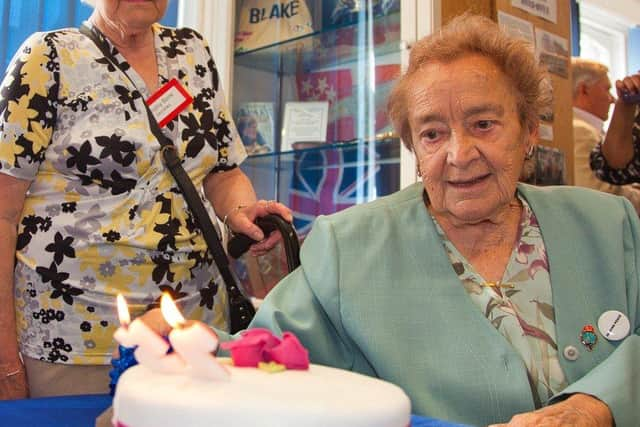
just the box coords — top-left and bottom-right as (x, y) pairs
(112, 360), (411, 427)
(111, 328), (411, 427)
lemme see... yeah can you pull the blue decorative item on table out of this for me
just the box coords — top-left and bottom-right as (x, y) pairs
(109, 336), (175, 395)
(108, 345), (138, 396)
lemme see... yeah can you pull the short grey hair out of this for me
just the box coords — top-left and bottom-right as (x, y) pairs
(571, 58), (609, 99)
(80, 0), (96, 6)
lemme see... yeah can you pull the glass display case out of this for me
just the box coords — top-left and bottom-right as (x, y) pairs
(231, 0), (405, 236)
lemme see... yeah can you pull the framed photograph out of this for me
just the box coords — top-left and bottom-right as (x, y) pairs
(535, 145), (565, 186)
(235, 102), (275, 155)
(281, 101), (329, 152)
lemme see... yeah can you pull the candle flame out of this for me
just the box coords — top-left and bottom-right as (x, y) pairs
(117, 293), (131, 326)
(160, 293), (185, 328)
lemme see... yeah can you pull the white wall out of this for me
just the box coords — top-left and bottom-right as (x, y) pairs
(579, 0), (640, 25)
(579, 1), (630, 80)
(178, 0), (235, 104)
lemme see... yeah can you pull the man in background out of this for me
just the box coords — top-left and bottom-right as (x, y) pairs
(572, 57), (640, 213)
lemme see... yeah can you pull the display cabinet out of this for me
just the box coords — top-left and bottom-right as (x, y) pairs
(226, 0), (424, 235)
(180, 0), (571, 297)
(184, 0), (572, 238)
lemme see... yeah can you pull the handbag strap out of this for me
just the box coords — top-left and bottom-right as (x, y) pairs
(79, 24), (255, 332)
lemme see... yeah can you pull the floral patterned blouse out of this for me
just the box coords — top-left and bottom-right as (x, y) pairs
(590, 106), (640, 185)
(0, 23), (246, 365)
(432, 195), (568, 406)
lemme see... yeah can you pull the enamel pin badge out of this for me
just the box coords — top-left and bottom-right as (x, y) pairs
(580, 324), (597, 351)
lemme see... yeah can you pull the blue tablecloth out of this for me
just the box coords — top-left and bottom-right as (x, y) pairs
(0, 394), (112, 427)
(0, 394), (471, 426)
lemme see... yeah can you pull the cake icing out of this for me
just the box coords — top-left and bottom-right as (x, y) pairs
(111, 315), (410, 427)
(112, 359), (411, 427)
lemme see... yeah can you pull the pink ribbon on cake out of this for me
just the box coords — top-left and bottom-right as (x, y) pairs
(220, 328), (309, 369)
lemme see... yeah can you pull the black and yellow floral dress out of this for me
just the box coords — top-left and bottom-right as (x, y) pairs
(0, 23), (246, 365)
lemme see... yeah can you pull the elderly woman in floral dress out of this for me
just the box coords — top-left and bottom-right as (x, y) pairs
(0, 0), (290, 399)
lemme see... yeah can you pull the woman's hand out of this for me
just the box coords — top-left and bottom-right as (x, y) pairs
(614, 72), (640, 112)
(112, 308), (172, 359)
(0, 359), (28, 400)
(615, 72), (640, 100)
(603, 72), (640, 168)
(137, 308), (173, 337)
(225, 200), (292, 256)
(203, 168), (293, 256)
(489, 393), (613, 427)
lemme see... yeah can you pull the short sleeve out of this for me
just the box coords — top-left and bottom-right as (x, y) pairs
(0, 31), (59, 180)
(196, 31), (247, 172)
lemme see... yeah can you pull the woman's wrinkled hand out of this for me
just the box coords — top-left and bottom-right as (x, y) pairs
(225, 200), (292, 256)
(489, 393), (613, 427)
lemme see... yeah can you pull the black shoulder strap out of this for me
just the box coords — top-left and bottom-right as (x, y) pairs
(79, 24), (255, 333)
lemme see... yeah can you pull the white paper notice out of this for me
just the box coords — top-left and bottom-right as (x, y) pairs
(511, 0), (557, 24)
(538, 123), (554, 141)
(535, 27), (570, 78)
(498, 11), (535, 45)
(281, 101), (329, 152)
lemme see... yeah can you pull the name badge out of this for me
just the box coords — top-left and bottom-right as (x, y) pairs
(146, 78), (193, 127)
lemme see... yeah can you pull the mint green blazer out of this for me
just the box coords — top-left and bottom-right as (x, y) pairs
(222, 183), (639, 426)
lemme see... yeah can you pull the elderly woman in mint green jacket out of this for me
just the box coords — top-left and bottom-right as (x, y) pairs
(143, 14), (638, 427)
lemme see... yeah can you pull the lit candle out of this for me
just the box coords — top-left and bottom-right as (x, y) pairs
(114, 294), (135, 347)
(114, 293), (184, 374)
(161, 294), (230, 381)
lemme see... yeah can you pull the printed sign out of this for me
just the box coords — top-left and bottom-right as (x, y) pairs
(511, 0), (557, 24)
(498, 11), (535, 46)
(281, 101), (329, 152)
(235, 0), (314, 52)
(535, 28), (569, 78)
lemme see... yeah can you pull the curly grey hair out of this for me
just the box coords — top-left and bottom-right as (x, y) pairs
(387, 13), (552, 151)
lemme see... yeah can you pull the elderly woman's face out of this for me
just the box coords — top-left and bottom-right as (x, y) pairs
(407, 54), (534, 224)
(96, 0), (168, 32)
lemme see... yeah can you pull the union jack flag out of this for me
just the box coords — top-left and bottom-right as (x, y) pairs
(288, 146), (383, 235)
(289, 18), (401, 235)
